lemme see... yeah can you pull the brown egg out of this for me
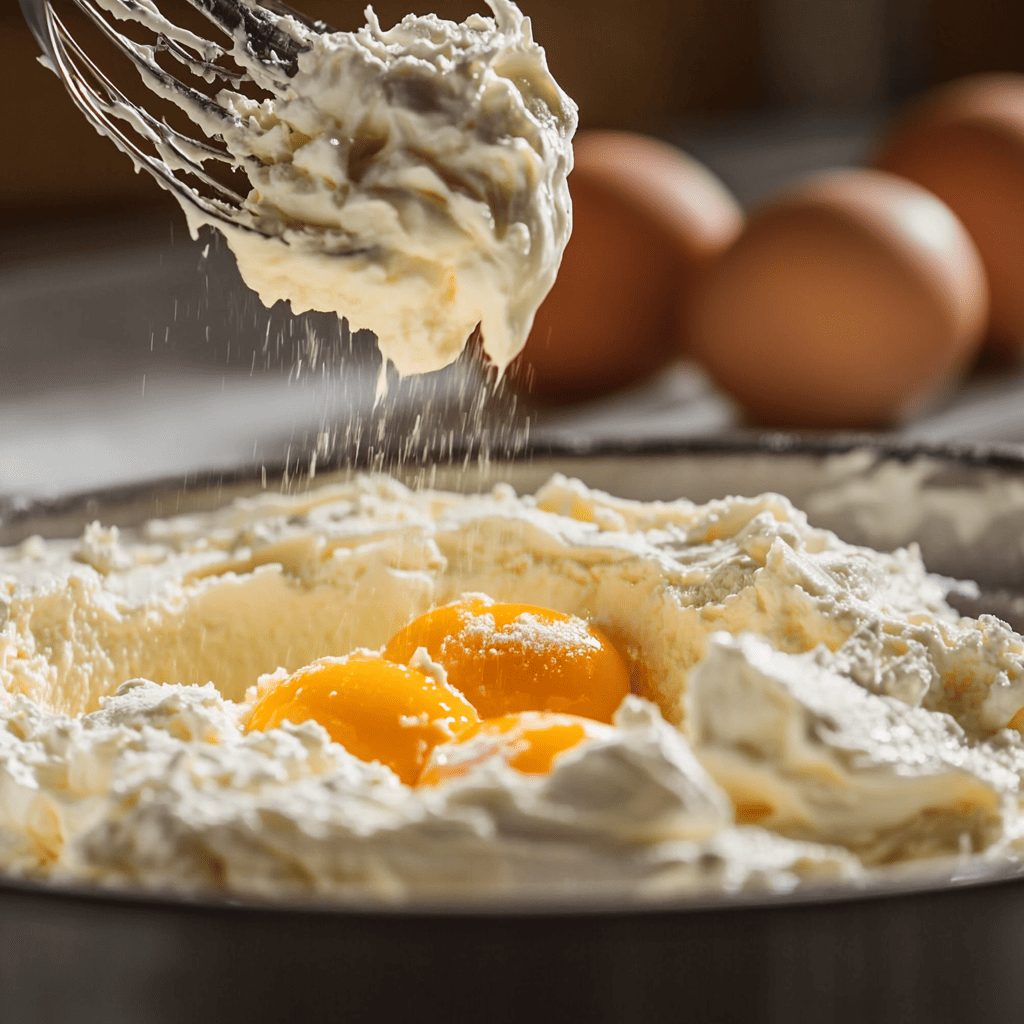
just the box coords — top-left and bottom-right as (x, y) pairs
(874, 74), (1024, 353)
(685, 169), (988, 428)
(513, 131), (743, 400)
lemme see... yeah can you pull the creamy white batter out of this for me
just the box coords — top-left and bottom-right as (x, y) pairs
(130, 0), (577, 376)
(3, 475), (1024, 901)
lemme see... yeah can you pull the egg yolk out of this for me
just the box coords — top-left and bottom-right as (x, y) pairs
(418, 711), (613, 786)
(246, 655), (480, 785)
(382, 597), (631, 723)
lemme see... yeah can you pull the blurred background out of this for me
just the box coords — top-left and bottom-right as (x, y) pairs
(8, 0), (1024, 221)
(3, 0), (1024, 496)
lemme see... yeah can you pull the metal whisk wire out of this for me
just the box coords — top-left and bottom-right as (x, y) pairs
(18, 0), (326, 232)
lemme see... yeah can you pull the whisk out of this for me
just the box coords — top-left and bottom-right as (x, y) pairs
(18, 0), (327, 234)
(20, 0), (578, 378)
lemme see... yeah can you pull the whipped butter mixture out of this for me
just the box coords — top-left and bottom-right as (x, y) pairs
(126, 0), (577, 375)
(3, 475), (1024, 902)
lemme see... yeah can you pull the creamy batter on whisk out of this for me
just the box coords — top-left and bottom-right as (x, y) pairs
(76, 0), (575, 374)
(196, 0), (575, 376)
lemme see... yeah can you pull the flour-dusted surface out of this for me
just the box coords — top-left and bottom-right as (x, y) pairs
(3, 474), (1024, 901)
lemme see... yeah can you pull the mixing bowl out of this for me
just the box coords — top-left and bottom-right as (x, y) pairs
(2, 435), (1024, 1024)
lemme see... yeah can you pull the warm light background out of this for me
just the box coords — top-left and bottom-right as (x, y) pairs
(4, 0), (1024, 227)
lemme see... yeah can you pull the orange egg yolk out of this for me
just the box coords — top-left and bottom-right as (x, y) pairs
(418, 711), (612, 786)
(382, 597), (631, 723)
(246, 655), (480, 785)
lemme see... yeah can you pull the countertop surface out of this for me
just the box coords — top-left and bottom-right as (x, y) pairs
(5, 215), (1024, 500)
(4, 115), (1024, 499)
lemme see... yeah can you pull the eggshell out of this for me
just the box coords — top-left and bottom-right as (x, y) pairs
(685, 168), (988, 428)
(513, 131), (742, 400)
(874, 73), (1024, 352)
